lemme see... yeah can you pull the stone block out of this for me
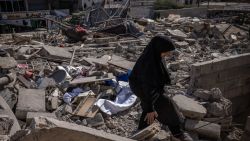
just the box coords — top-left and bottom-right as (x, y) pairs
(149, 130), (171, 141)
(16, 89), (46, 120)
(0, 57), (17, 69)
(172, 95), (207, 119)
(0, 96), (21, 136)
(41, 46), (72, 59)
(204, 116), (232, 131)
(193, 89), (211, 100)
(20, 117), (134, 141)
(130, 123), (160, 141)
(185, 119), (221, 139)
(26, 112), (56, 125)
(0, 115), (14, 135)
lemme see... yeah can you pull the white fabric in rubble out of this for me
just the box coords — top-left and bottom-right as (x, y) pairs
(95, 80), (137, 115)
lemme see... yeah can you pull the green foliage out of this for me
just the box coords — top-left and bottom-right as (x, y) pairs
(154, 0), (185, 10)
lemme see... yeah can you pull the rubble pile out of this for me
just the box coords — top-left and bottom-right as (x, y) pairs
(0, 13), (249, 141)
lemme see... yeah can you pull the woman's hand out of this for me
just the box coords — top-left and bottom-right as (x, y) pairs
(144, 111), (158, 125)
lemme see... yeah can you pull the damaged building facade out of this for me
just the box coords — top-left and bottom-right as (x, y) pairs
(0, 0), (250, 141)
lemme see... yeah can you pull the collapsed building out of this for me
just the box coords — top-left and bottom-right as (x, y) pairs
(0, 1), (250, 141)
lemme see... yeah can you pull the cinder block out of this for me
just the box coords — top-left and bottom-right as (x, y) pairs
(173, 95), (207, 119)
(16, 89), (46, 120)
(0, 96), (21, 136)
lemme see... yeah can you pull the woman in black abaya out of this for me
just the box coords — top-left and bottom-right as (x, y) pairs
(129, 36), (192, 141)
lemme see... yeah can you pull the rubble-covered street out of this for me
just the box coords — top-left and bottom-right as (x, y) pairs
(0, 1), (250, 141)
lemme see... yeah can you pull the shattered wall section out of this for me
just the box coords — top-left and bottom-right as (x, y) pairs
(190, 53), (250, 121)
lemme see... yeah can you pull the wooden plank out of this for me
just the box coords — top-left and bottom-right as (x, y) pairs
(74, 96), (99, 118)
(70, 73), (115, 85)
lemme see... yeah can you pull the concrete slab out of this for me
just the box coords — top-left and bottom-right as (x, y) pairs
(16, 89), (46, 120)
(0, 57), (17, 69)
(173, 95), (207, 119)
(70, 73), (115, 85)
(20, 117), (134, 141)
(185, 119), (221, 139)
(40, 46), (72, 59)
(0, 96), (21, 136)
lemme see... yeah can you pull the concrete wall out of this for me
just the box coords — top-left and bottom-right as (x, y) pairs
(156, 7), (208, 18)
(189, 53), (250, 121)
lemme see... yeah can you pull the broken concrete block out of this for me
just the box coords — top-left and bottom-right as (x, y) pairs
(185, 119), (221, 139)
(204, 116), (232, 131)
(0, 115), (14, 135)
(193, 89), (211, 101)
(20, 117), (134, 141)
(16, 89), (46, 120)
(130, 123), (160, 141)
(86, 113), (104, 127)
(40, 46), (72, 59)
(166, 29), (187, 39)
(0, 96), (21, 136)
(51, 97), (59, 110)
(149, 130), (171, 141)
(26, 112), (56, 125)
(207, 102), (226, 117)
(173, 95), (207, 119)
(0, 88), (17, 109)
(210, 88), (223, 101)
(47, 96), (59, 110)
(175, 41), (189, 48)
(0, 57), (17, 69)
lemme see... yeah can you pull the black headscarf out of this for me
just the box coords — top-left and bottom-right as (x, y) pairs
(130, 35), (175, 88)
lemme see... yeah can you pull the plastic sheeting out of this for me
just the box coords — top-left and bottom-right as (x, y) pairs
(95, 80), (137, 115)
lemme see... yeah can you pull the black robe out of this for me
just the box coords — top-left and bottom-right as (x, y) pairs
(129, 35), (175, 112)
